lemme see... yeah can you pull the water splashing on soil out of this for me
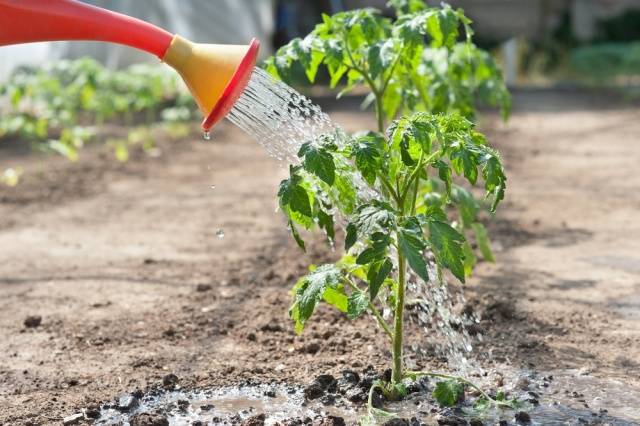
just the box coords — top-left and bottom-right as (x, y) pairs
(93, 370), (640, 425)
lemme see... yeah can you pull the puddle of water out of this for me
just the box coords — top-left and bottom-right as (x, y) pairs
(94, 369), (640, 425)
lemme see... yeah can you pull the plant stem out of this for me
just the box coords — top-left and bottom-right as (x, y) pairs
(391, 252), (406, 385)
(375, 93), (385, 133)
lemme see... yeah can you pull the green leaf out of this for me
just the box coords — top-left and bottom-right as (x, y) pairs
(472, 222), (494, 262)
(317, 208), (335, 242)
(481, 153), (506, 212)
(299, 142), (336, 186)
(278, 170), (313, 219)
(353, 201), (396, 237)
(398, 217), (429, 282)
(356, 233), (391, 265)
(451, 185), (479, 228)
(290, 264), (343, 333)
(428, 221), (466, 283)
(433, 161), (452, 198)
(461, 240), (476, 277)
(347, 291), (368, 319)
(367, 258), (393, 300)
(450, 142), (479, 184)
(433, 380), (464, 407)
(367, 44), (384, 80)
(351, 135), (383, 185)
(323, 287), (348, 313)
(345, 223), (358, 251)
(288, 220), (306, 252)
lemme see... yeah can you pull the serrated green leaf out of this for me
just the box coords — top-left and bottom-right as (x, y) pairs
(278, 174), (313, 219)
(428, 220), (466, 282)
(351, 135), (383, 185)
(398, 217), (429, 281)
(356, 233), (391, 265)
(323, 287), (348, 313)
(289, 220), (306, 252)
(299, 142), (336, 186)
(347, 291), (368, 319)
(367, 258), (393, 300)
(345, 222), (358, 251)
(290, 264), (343, 333)
(433, 380), (464, 407)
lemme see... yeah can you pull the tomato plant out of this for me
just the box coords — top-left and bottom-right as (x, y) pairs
(267, 0), (517, 417)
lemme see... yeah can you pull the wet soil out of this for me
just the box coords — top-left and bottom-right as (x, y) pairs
(1, 89), (639, 425)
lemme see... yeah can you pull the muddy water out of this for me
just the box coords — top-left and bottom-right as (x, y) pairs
(95, 369), (640, 425)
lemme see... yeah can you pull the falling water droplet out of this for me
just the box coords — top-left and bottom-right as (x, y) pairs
(210, 185), (216, 190)
(203, 131), (211, 141)
(216, 229), (225, 239)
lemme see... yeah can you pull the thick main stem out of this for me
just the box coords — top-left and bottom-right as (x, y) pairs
(392, 253), (406, 384)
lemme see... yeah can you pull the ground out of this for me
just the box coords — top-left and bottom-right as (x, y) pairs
(0, 90), (639, 425)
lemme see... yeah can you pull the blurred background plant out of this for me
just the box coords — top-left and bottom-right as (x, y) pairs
(0, 58), (197, 185)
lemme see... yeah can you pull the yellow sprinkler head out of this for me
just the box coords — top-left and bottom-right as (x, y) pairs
(162, 35), (260, 132)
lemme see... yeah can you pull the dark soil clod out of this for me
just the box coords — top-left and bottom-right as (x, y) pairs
(162, 373), (179, 389)
(23, 315), (42, 328)
(515, 411), (532, 424)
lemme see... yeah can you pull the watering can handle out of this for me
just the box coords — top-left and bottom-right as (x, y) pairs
(0, 0), (174, 58)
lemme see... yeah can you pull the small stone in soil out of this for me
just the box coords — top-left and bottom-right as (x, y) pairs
(162, 373), (179, 389)
(263, 389), (276, 398)
(241, 413), (266, 426)
(117, 393), (139, 412)
(62, 413), (83, 425)
(24, 315), (42, 328)
(130, 412), (170, 426)
(196, 283), (212, 292)
(515, 411), (531, 424)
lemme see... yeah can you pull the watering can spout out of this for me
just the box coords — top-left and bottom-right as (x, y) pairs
(0, 0), (260, 132)
(163, 36), (260, 131)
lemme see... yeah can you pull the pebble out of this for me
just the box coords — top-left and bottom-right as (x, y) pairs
(62, 413), (84, 425)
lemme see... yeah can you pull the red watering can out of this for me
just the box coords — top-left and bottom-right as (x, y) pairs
(0, 0), (260, 131)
